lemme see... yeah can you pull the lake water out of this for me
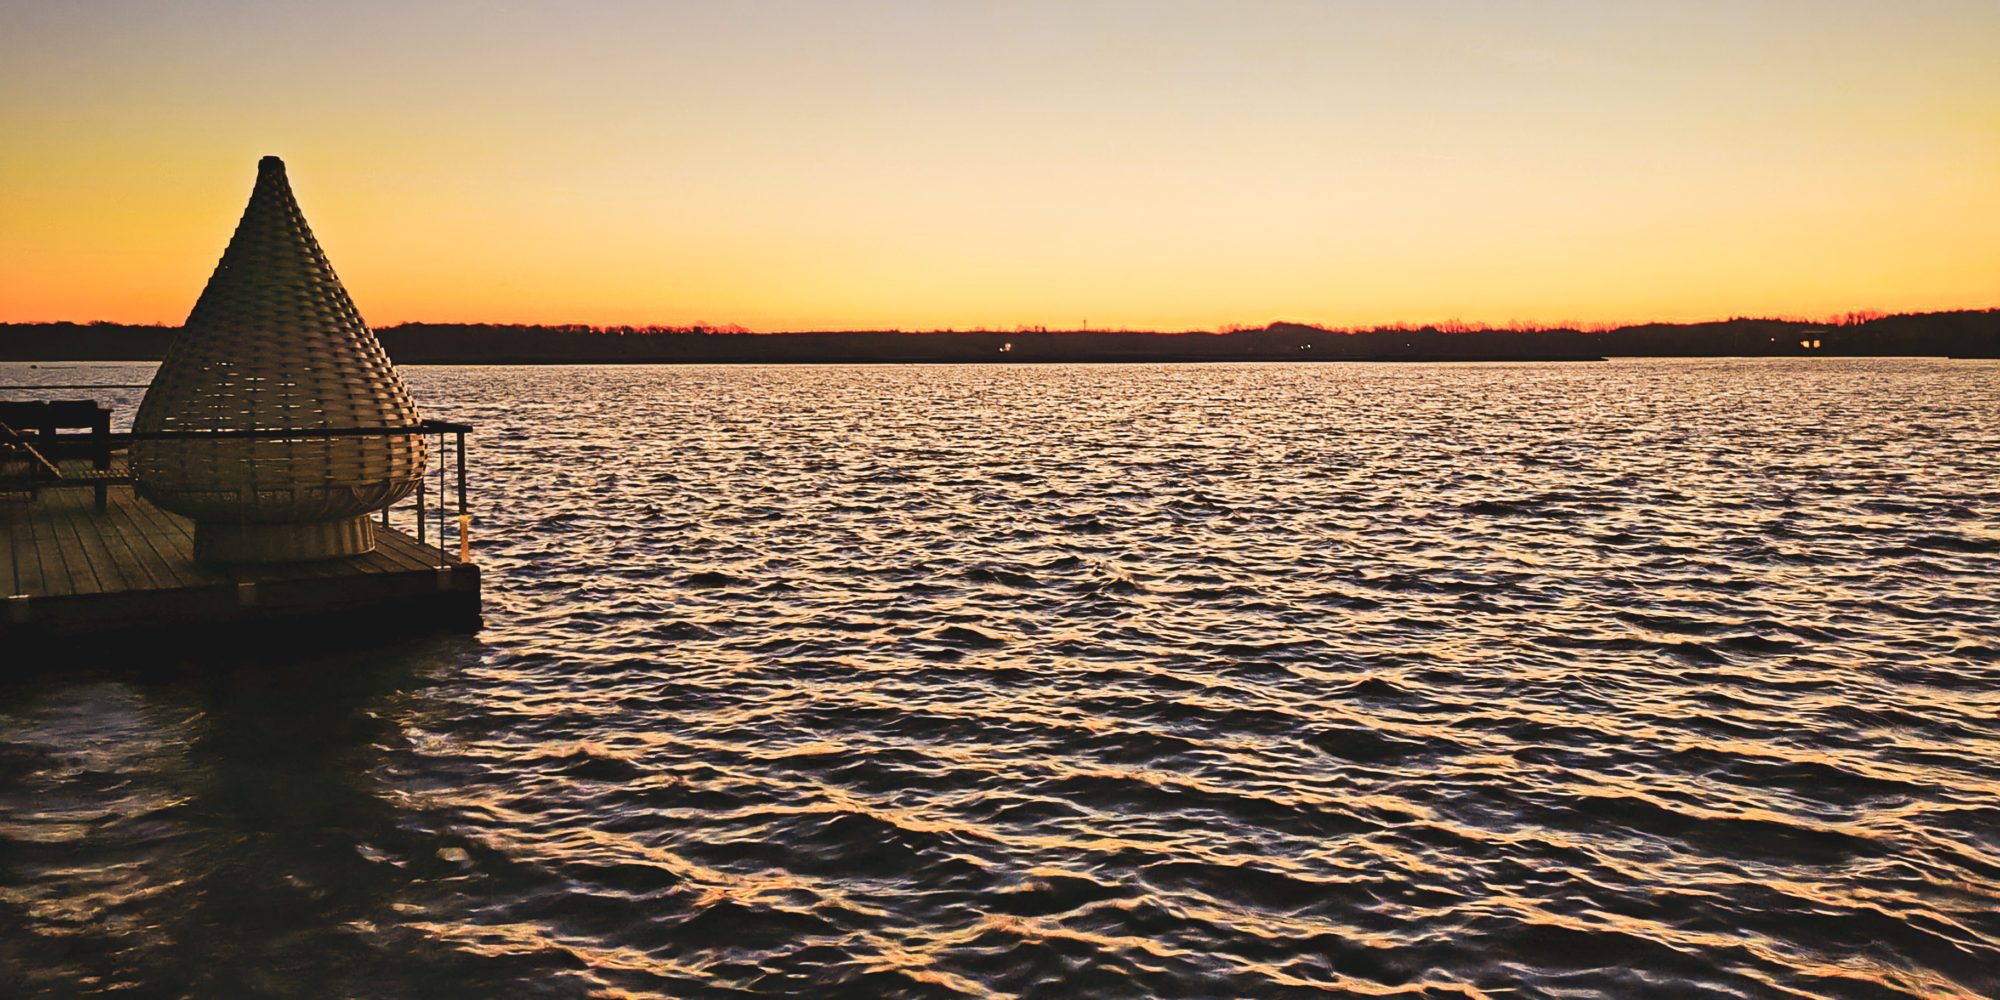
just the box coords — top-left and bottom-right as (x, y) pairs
(3, 359), (1998, 998)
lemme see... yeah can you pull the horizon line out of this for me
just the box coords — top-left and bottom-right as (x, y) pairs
(8, 305), (1998, 336)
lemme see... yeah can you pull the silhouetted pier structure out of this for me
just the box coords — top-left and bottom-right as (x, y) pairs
(1, 424), (479, 656)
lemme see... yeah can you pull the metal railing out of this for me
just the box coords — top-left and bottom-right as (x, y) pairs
(406, 421), (474, 566)
(122, 420), (474, 566)
(0, 421), (65, 479)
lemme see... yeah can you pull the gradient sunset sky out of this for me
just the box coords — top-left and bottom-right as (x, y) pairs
(2, 1), (1995, 332)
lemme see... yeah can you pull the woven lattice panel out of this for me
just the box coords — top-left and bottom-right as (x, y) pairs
(133, 156), (425, 524)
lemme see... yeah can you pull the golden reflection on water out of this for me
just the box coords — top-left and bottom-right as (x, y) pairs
(2, 359), (1999, 997)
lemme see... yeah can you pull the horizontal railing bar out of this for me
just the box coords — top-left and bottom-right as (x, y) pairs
(123, 421), (470, 440)
(0, 384), (155, 390)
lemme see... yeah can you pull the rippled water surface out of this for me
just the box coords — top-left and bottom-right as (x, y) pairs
(4, 359), (1999, 998)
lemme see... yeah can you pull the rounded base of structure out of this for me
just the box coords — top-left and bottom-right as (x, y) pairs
(194, 517), (377, 563)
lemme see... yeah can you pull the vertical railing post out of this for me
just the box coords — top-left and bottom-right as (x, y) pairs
(436, 429), (446, 566)
(455, 429), (471, 564)
(416, 446), (427, 545)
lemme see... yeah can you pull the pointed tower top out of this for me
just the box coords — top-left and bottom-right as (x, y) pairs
(136, 156), (420, 434)
(158, 151), (379, 352)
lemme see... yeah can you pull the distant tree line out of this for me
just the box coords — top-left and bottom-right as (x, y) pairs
(1, 310), (1993, 364)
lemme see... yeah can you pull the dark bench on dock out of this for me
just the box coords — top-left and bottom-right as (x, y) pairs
(0, 400), (121, 509)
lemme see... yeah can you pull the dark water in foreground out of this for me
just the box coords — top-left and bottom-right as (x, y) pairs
(3, 359), (1999, 999)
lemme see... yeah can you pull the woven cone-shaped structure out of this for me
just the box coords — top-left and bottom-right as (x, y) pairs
(132, 156), (426, 563)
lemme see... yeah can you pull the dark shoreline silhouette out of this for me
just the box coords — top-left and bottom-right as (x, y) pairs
(3, 310), (1994, 364)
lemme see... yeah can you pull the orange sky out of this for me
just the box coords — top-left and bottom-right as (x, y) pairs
(2, 1), (1996, 332)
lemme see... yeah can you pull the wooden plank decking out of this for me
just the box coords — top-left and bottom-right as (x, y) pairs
(2, 461), (480, 653)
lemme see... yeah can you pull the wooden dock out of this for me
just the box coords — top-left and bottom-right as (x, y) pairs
(2, 460), (479, 655)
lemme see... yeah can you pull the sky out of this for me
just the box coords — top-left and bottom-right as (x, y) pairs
(1, 0), (1995, 332)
